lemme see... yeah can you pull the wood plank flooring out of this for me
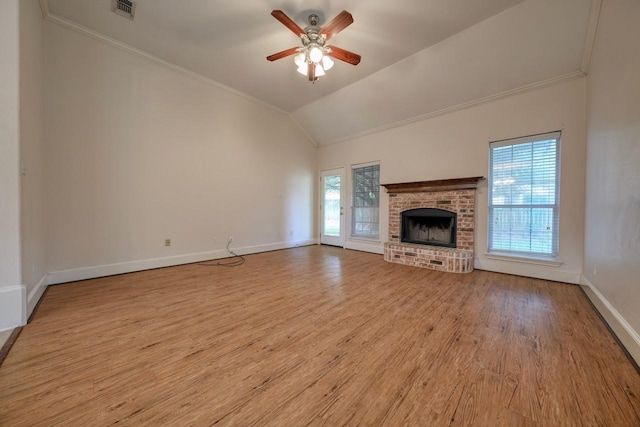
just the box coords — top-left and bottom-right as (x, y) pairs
(1, 245), (639, 426)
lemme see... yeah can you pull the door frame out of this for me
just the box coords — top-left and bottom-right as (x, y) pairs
(319, 168), (345, 247)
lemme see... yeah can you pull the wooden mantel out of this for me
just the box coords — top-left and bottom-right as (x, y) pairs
(381, 177), (484, 194)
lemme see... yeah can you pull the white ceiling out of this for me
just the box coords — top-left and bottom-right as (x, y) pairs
(44, 0), (596, 145)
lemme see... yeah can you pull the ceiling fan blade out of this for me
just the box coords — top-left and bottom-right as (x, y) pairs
(319, 10), (354, 41)
(266, 47), (299, 62)
(271, 10), (305, 37)
(308, 62), (316, 81)
(327, 45), (361, 65)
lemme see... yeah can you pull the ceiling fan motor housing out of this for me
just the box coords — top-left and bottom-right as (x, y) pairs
(303, 15), (324, 47)
(308, 14), (320, 27)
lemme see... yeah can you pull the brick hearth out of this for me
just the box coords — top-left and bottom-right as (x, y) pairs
(381, 177), (482, 273)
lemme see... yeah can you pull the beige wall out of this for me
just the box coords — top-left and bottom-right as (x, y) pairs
(583, 0), (640, 359)
(0, 0), (24, 330)
(20, 0), (47, 316)
(318, 77), (587, 283)
(43, 21), (316, 281)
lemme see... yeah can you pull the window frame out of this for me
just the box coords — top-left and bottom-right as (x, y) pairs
(488, 131), (561, 259)
(350, 161), (380, 240)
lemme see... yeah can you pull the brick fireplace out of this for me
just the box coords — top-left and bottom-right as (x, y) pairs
(382, 177), (483, 273)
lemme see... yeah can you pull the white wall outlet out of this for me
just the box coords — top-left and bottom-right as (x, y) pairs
(165, 239), (171, 247)
(289, 230), (294, 237)
(213, 238), (217, 245)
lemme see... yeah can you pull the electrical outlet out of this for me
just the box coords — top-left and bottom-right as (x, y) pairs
(165, 239), (171, 247)
(289, 230), (294, 237)
(213, 238), (217, 245)
(229, 236), (233, 244)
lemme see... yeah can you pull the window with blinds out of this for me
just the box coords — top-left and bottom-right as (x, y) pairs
(489, 131), (560, 258)
(352, 163), (380, 239)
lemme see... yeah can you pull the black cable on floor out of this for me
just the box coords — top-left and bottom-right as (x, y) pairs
(199, 240), (245, 267)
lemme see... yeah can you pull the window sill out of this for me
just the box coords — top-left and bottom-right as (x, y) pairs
(484, 252), (563, 267)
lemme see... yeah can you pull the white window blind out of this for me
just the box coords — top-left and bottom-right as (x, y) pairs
(352, 162), (380, 239)
(489, 132), (560, 257)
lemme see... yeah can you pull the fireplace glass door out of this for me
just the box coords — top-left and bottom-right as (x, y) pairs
(401, 208), (457, 248)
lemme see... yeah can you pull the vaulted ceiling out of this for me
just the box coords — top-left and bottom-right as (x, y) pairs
(44, 0), (597, 145)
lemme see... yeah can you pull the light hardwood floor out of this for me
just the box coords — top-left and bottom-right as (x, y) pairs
(1, 246), (639, 426)
(0, 330), (12, 352)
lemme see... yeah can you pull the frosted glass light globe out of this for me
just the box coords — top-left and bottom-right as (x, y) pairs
(293, 52), (306, 67)
(322, 56), (334, 70)
(309, 46), (323, 63)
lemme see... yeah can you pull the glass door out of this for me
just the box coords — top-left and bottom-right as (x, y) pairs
(320, 168), (345, 247)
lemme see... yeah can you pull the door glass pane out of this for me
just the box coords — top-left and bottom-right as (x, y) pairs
(323, 175), (341, 237)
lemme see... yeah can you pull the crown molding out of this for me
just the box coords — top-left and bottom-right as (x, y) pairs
(288, 115), (319, 147)
(39, 0), (49, 19)
(319, 70), (585, 147)
(581, 0), (602, 74)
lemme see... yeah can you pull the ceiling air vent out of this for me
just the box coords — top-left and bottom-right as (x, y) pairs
(112, 0), (135, 20)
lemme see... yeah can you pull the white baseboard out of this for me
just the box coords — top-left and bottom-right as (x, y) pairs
(47, 239), (318, 285)
(344, 239), (384, 255)
(230, 238), (318, 256)
(0, 285), (26, 332)
(27, 274), (48, 319)
(474, 258), (581, 284)
(580, 275), (640, 366)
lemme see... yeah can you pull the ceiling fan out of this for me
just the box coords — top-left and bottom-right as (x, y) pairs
(267, 10), (361, 82)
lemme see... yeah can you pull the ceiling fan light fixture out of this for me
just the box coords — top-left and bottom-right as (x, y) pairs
(309, 46), (323, 63)
(267, 10), (360, 82)
(296, 63), (308, 76)
(322, 56), (334, 71)
(293, 52), (306, 67)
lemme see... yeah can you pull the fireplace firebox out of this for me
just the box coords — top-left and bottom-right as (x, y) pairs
(401, 208), (457, 248)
